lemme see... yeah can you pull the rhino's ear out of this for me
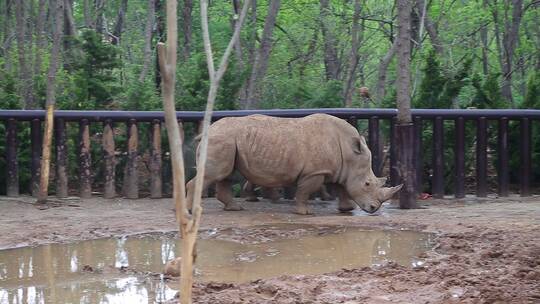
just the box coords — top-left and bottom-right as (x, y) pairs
(352, 137), (363, 154)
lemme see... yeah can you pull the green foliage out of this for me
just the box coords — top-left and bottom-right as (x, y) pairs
(60, 30), (122, 110)
(177, 54), (246, 111)
(415, 50), (472, 109)
(307, 80), (344, 108)
(470, 73), (508, 109)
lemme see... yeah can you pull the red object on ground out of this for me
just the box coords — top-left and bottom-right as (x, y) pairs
(419, 193), (432, 200)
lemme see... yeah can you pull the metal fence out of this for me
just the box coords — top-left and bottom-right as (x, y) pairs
(1, 108), (539, 199)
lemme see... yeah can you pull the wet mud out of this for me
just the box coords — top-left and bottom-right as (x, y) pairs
(0, 195), (539, 303)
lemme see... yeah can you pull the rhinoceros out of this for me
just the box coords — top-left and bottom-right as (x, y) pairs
(186, 114), (402, 215)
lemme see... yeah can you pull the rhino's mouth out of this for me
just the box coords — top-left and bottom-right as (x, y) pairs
(351, 198), (382, 214)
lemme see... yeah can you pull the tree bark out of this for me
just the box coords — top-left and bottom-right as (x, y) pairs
(182, 1), (250, 302)
(95, 0), (105, 35)
(343, 0), (362, 107)
(319, 0), (340, 80)
(139, 0), (155, 82)
(64, 0), (76, 38)
(231, 0), (245, 70)
(375, 39), (398, 105)
(112, 0), (128, 45)
(182, 0), (193, 60)
(34, 0), (47, 100)
(416, 0), (443, 56)
(155, 0), (164, 91)
(37, 0), (64, 204)
(500, 0), (524, 106)
(83, 0), (94, 28)
(2, 0), (14, 72)
(395, 0), (416, 209)
(242, 0), (280, 109)
(479, 0), (490, 75)
(15, 0), (34, 109)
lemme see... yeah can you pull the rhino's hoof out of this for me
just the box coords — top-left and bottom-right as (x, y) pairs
(224, 204), (244, 211)
(245, 197), (259, 202)
(295, 206), (312, 215)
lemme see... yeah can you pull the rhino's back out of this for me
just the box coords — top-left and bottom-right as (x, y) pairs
(222, 114), (343, 187)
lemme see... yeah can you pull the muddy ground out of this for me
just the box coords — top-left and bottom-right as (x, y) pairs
(0, 194), (539, 303)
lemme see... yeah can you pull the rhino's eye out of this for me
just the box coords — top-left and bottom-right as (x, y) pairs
(365, 182), (370, 186)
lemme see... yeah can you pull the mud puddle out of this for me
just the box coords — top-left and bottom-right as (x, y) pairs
(0, 225), (434, 303)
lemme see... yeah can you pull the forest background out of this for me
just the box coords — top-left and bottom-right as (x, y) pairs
(0, 0), (539, 194)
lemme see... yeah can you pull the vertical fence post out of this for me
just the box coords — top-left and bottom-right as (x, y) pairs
(390, 117), (400, 186)
(6, 119), (18, 197)
(31, 119), (42, 197)
(79, 119), (92, 198)
(454, 117), (465, 198)
(55, 119), (68, 198)
(150, 119), (163, 198)
(347, 116), (358, 129)
(476, 117), (487, 197)
(498, 117), (509, 197)
(432, 116), (444, 198)
(368, 117), (381, 176)
(520, 118), (531, 197)
(413, 116), (423, 194)
(125, 119), (139, 199)
(103, 119), (116, 199)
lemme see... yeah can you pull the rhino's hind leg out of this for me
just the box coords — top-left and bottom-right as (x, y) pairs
(336, 185), (356, 212)
(294, 175), (325, 215)
(242, 181), (259, 202)
(217, 179), (244, 211)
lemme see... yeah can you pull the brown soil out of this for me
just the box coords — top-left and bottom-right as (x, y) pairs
(1, 194), (539, 303)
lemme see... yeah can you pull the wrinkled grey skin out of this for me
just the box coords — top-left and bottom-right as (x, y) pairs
(186, 114), (402, 215)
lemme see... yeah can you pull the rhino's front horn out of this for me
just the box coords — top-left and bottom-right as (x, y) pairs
(379, 184), (403, 202)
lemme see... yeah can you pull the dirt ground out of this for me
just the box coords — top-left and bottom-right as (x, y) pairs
(0, 194), (539, 303)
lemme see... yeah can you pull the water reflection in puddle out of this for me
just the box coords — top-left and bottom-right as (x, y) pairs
(0, 225), (434, 303)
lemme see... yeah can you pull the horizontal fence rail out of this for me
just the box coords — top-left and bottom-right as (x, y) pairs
(0, 108), (538, 200)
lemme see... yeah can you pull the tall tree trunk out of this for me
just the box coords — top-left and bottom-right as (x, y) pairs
(298, 30), (319, 81)
(500, 0), (524, 106)
(319, 0), (340, 80)
(112, 0), (128, 45)
(95, 0), (105, 35)
(416, 0), (443, 56)
(480, 0), (490, 75)
(2, 0), (13, 72)
(83, 0), (94, 28)
(37, 0), (64, 204)
(231, 0), (244, 70)
(182, 0), (193, 60)
(395, 0), (416, 209)
(242, 0), (281, 109)
(15, 0), (34, 109)
(343, 0), (362, 107)
(181, 2), (251, 302)
(64, 0), (76, 38)
(139, 0), (155, 82)
(34, 0), (47, 104)
(155, 0), (164, 91)
(63, 0), (77, 71)
(375, 39), (398, 105)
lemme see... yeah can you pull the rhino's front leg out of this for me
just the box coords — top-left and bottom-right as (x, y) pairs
(216, 179), (244, 211)
(295, 175), (325, 215)
(336, 185), (356, 212)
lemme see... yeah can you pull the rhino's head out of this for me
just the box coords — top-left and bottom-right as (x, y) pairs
(343, 136), (403, 214)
